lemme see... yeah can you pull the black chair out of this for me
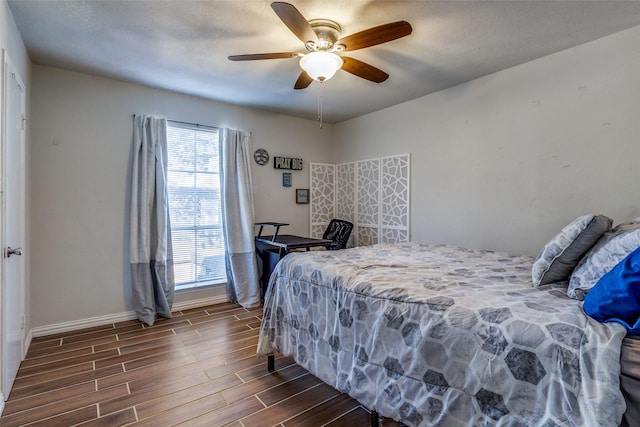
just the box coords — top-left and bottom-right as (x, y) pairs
(323, 219), (354, 250)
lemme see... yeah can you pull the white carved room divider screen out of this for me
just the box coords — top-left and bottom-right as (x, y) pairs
(310, 153), (410, 246)
(309, 163), (336, 239)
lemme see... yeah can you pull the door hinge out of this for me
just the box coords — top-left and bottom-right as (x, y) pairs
(21, 114), (26, 130)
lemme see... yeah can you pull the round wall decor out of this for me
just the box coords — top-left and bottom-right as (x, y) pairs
(254, 148), (269, 165)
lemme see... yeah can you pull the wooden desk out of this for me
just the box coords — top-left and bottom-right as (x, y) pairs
(255, 222), (289, 241)
(256, 234), (333, 256)
(255, 234), (332, 295)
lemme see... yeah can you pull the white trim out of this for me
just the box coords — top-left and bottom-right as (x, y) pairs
(31, 311), (138, 338)
(23, 328), (32, 358)
(29, 294), (229, 338)
(173, 294), (228, 311)
(0, 395), (4, 416)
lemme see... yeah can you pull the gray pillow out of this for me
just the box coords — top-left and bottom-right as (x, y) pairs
(532, 214), (612, 286)
(568, 219), (640, 300)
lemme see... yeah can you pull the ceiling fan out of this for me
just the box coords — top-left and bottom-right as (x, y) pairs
(228, 2), (412, 89)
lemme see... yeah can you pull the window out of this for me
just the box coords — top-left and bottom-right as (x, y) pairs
(167, 122), (225, 290)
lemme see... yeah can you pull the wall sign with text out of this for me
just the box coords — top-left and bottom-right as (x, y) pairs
(274, 157), (303, 170)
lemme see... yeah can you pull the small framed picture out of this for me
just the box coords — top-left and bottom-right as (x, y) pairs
(282, 172), (292, 187)
(296, 188), (309, 204)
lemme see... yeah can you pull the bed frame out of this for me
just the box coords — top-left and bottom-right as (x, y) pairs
(267, 354), (384, 426)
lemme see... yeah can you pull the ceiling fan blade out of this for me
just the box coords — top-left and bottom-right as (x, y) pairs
(294, 71), (313, 90)
(228, 52), (298, 61)
(341, 56), (389, 83)
(337, 21), (412, 51)
(271, 2), (318, 44)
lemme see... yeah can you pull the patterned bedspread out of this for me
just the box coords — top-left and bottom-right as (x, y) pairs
(257, 242), (627, 426)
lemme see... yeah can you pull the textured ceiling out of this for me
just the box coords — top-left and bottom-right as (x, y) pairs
(8, 0), (640, 123)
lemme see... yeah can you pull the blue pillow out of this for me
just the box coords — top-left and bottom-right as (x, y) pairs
(583, 246), (640, 334)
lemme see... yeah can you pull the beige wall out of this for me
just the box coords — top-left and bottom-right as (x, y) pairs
(29, 66), (332, 327)
(333, 25), (640, 257)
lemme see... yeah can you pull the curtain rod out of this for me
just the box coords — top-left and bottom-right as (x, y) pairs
(132, 114), (251, 134)
(132, 114), (217, 130)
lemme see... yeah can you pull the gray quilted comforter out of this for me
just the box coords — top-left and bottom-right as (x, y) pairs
(257, 242), (627, 426)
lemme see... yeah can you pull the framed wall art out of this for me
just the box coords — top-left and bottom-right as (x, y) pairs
(282, 172), (292, 187)
(296, 188), (309, 204)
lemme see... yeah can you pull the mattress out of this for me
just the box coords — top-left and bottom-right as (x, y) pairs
(258, 242), (629, 426)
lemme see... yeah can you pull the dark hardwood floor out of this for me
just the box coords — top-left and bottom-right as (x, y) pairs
(0, 302), (403, 426)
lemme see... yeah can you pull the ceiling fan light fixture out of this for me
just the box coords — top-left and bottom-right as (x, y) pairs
(299, 51), (343, 82)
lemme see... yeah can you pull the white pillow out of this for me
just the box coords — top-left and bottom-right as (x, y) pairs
(568, 219), (640, 299)
(532, 214), (612, 286)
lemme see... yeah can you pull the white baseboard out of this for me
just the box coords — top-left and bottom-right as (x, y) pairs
(173, 294), (229, 312)
(0, 395), (4, 416)
(30, 311), (139, 338)
(23, 328), (33, 358)
(30, 294), (229, 338)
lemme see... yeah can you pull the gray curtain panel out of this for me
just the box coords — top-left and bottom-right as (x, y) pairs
(220, 128), (261, 308)
(130, 115), (175, 325)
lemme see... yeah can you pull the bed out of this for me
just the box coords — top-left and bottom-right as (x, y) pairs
(257, 241), (639, 426)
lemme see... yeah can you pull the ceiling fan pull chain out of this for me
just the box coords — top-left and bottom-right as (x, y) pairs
(317, 81), (321, 127)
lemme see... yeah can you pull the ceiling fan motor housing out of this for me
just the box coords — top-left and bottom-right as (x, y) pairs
(307, 19), (343, 51)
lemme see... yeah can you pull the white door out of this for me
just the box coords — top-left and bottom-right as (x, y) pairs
(1, 52), (26, 399)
